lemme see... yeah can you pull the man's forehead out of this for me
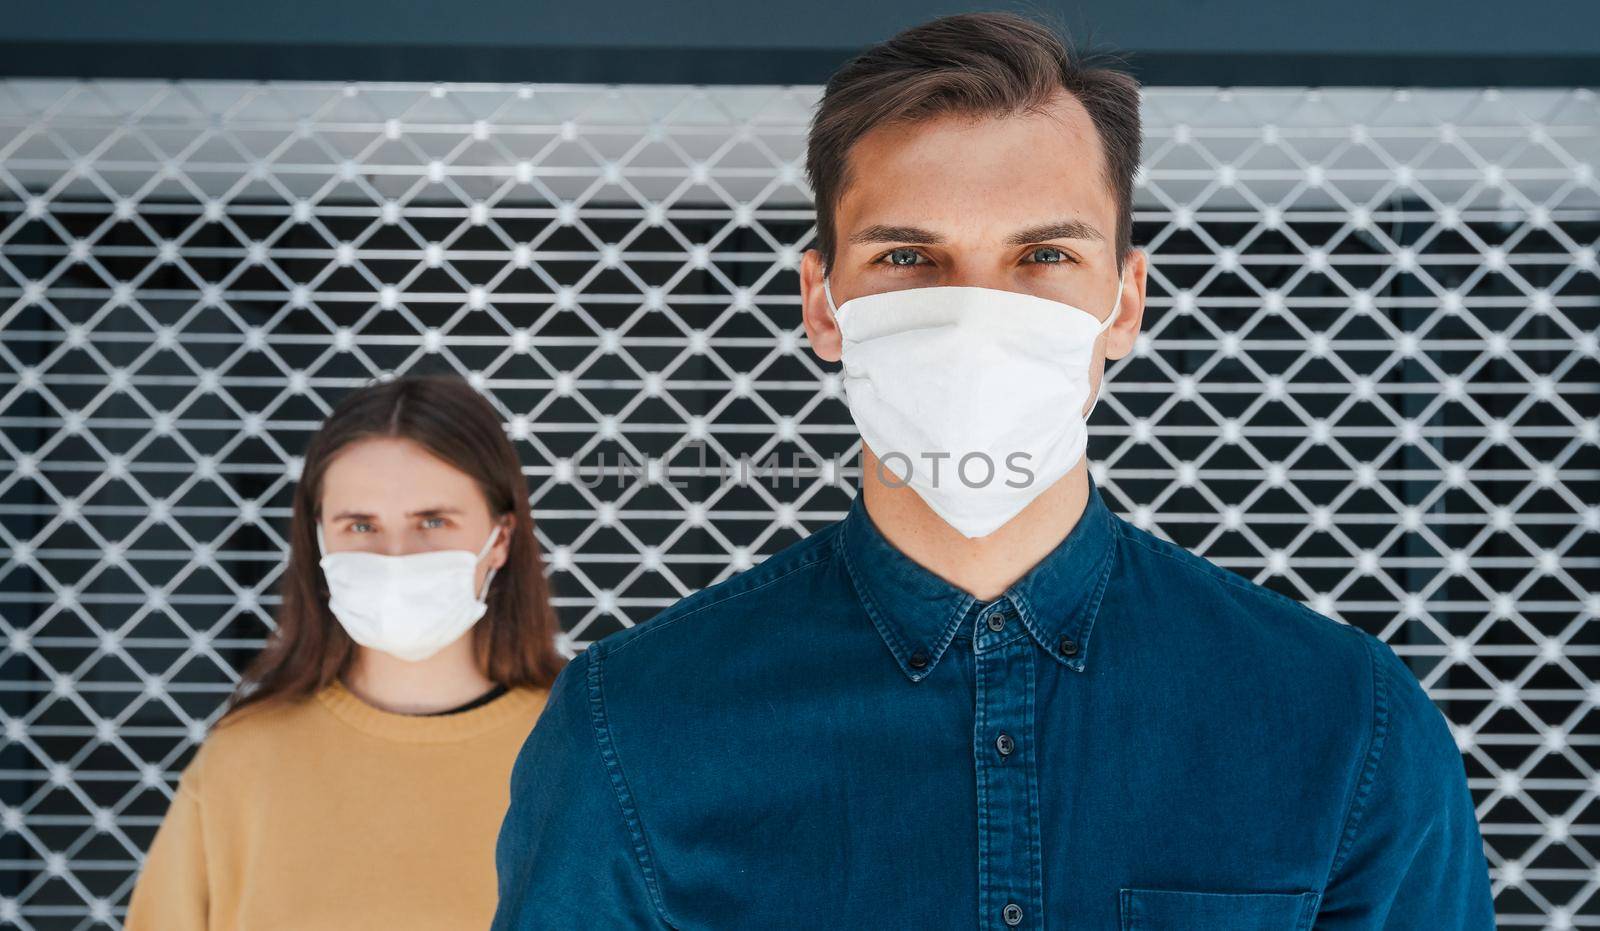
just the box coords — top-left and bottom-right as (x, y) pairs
(835, 91), (1112, 235)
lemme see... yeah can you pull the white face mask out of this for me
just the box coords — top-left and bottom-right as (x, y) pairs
(824, 273), (1124, 539)
(315, 522), (502, 663)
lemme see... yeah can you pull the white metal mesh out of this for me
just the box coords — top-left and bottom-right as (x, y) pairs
(0, 80), (1597, 929)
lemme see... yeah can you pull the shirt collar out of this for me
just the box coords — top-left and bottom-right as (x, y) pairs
(838, 471), (1120, 682)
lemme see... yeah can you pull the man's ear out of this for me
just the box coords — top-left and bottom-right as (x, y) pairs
(1104, 248), (1148, 362)
(800, 248), (843, 363)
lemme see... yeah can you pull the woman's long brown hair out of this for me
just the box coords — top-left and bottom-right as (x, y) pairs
(218, 374), (566, 723)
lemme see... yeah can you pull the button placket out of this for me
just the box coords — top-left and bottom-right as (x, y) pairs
(973, 619), (1043, 929)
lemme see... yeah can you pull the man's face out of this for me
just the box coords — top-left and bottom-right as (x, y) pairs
(800, 90), (1146, 416)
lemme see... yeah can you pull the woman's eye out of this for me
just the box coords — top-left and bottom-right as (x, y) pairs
(351, 522), (373, 534)
(1028, 246), (1072, 264)
(422, 517), (446, 530)
(881, 248), (925, 267)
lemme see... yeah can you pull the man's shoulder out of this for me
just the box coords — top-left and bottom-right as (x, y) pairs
(1106, 515), (1400, 744)
(1114, 512), (1469, 754)
(1109, 515), (1462, 778)
(591, 518), (846, 664)
(1112, 515), (1374, 663)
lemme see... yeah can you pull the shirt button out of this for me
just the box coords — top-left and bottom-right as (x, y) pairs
(909, 649), (929, 669)
(995, 732), (1015, 756)
(1059, 636), (1080, 657)
(986, 610), (1006, 632)
(1003, 903), (1024, 926)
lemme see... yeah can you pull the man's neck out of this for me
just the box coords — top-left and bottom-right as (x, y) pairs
(858, 453), (1093, 602)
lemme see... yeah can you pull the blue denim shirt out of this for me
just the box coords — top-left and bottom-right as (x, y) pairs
(493, 473), (1495, 929)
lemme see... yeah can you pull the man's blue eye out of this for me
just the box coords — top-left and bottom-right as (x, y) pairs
(1030, 247), (1069, 264)
(886, 248), (923, 266)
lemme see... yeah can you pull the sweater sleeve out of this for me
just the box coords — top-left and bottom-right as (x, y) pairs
(490, 646), (670, 929)
(1315, 633), (1497, 928)
(124, 749), (210, 931)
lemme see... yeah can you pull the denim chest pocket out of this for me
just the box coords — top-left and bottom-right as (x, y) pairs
(1119, 887), (1322, 931)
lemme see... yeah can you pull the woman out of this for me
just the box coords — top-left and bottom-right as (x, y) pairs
(126, 373), (566, 929)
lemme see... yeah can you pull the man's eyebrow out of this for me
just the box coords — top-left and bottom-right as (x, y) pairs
(1005, 219), (1105, 245)
(845, 221), (1105, 247)
(848, 224), (945, 246)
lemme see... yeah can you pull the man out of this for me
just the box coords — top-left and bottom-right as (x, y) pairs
(492, 12), (1496, 929)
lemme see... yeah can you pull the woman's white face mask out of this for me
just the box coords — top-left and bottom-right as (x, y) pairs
(316, 522), (501, 663)
(824, 274), (1124, 539)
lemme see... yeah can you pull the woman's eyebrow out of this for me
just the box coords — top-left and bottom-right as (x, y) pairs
(326, 507), (461, 521)
(1005, 219), (1104, 245)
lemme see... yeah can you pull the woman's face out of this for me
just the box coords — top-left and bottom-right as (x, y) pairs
(317, 437), (509, 589)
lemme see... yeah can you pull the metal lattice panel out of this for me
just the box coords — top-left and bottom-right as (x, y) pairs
(0, 80), (1597, 929)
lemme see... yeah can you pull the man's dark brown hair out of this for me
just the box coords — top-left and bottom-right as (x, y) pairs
(806, 11), (1142, 274)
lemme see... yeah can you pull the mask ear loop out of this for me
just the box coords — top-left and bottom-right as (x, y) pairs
(822, 276), (842, 326)
(1083, 269), (1128, 422)
(1095, 269), (1127, 335)
(474, 523), (503, 602)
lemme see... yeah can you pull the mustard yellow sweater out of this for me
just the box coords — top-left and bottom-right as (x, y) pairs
(125, 679), (548, 930)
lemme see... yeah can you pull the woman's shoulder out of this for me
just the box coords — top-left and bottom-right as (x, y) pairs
(515, 678), (557, 714)
(181, 688), (330, 788)
(479, 683), (552, 734)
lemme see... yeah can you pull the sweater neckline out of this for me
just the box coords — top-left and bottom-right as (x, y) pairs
(315, 677), (544, 744)
(422, 682), (510, 716)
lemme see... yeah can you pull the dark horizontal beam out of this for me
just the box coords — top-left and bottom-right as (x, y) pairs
(2, 41), (1597, 87)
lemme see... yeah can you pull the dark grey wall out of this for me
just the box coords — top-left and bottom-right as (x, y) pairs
(1, 0), (1597, 85)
